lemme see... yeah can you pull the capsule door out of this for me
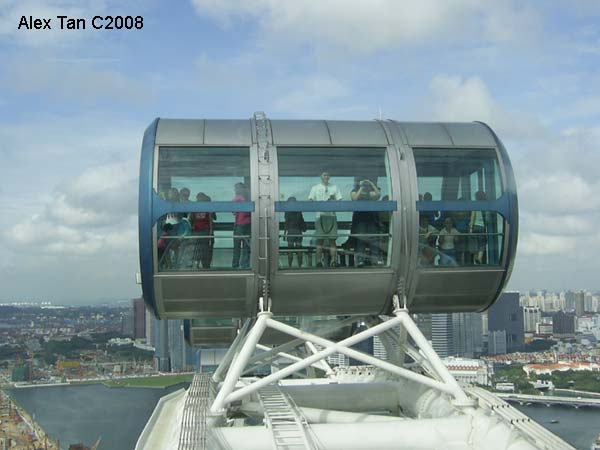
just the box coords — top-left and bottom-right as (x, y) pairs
(407, 141), (517, 312)
(149, 139), (258, 319)
(269, 145), (400, 316)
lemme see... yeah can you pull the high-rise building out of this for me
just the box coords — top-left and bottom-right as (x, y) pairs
(145, 309), (155, 347)
(132, 297), (146, 340)
(349, 322), (374, 365)
(373, 335), (388, 360)
(575, 291), (585, 316)
(523, 307), (541, 333)
(553, 311), (575, 336)
(472, 313), (484, 355)
(487, 292), (524, 352)
(155, 319), (170, 372)
(168, 320), (186, 372)
(413, 314), (432, 341)
(121, 308), (134, 337)
(452, 313), (484, 358)
(431, 314), (454, 358)
(565, 290), (576, 311)
(488, 330), (507, 355)
(198, 348), (228, 373)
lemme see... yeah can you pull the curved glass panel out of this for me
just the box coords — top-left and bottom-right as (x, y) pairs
(156, 147), (252, 271)
(156, 212), (252, 271)
(277, 147), (392, 269)
(417, 211), (505, 267)
(413, 148), (503, 201)
(157, 147), (250, 200)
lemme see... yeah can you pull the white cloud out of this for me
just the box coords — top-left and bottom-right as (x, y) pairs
(0, 116), (143, 242)
(429, 75), (497, 123)
(191, 0), (543, 53)
(519, 173), (600, 214)
(520, 212), (594, 236)
(428, 75), (545, 140)
(5, 211), (137, 257)
(518, 232), (577, 256)
(483, 3), (541, 46)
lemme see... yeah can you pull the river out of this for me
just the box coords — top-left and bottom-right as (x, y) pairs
(6, 383), (187, 450)
(515, 403), (600, 450)
(5, 384), (600, 450)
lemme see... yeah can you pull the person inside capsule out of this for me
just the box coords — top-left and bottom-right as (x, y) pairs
(438, 216), (459, 266)
(284, 197), (307, 268)
(350, 177), (381, 267)
(232, 182), (251, 269)
(163, 187), (182, 269)
(191, 192), (215, 269)
(308, 172), (342, 268)
(418, 214), (437, 266)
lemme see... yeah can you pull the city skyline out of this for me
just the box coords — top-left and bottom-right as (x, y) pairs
(1, 1), (600, 303)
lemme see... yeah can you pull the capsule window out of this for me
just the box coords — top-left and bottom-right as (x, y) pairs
(413, 148), (503, 201)
(417, 211), (505, 267)
(414, 148), (506, 268)
(277, 147), (392, 269)
(156, 147), (252, 271)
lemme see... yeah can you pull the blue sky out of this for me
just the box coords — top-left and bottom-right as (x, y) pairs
(1, 0), (600, 303)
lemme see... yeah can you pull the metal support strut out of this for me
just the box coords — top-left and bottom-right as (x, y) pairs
(210, 296), (473, 414)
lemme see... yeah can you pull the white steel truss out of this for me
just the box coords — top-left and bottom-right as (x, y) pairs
(209, 296), (475, 415)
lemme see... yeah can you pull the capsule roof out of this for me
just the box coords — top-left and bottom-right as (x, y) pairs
(155, 119), (497, 147)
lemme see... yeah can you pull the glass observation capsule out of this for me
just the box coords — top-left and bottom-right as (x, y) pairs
(139, 117), (518, 331)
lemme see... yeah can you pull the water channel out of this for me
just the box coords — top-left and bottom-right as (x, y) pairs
(6, 384), (600, 450)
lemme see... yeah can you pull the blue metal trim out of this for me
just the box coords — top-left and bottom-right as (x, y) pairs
(138, 118), (159, 317)
(416, 194), (510, 219)
(275, 200), (397, 213)
(152, 193), (254, 224)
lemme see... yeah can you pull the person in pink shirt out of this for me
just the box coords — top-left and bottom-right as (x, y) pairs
(191, 192), (216, 269)
(232, 182), (251, 269)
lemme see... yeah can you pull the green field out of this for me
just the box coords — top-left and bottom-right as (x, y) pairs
(103, 374), (194, 388)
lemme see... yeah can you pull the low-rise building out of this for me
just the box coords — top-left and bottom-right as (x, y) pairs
(523, 361), (600, 376)
(442, 357), (492, 386)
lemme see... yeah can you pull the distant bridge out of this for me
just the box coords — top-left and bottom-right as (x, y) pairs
(497, 392), (600, 408)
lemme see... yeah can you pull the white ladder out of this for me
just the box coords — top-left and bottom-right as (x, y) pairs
(258, 384), (317, 450)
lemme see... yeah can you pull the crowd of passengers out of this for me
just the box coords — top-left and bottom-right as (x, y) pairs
(283, 172), (390, 269)
(157, 175), (493, 271)
(156, 172), (391, 270)
(418, 191), (493, 266)
(157, 183), (250, 270)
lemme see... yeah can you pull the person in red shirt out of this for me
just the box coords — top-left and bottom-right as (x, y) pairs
(191, 192), (216, 269)
(232, 183), (251, 269)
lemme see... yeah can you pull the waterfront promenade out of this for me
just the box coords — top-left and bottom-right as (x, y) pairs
(0, 388), (59, 450)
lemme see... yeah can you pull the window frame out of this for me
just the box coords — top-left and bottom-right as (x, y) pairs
(274, 145), (398, 272)
(152, 144), (255, 273)
(412, 145), (509, 269)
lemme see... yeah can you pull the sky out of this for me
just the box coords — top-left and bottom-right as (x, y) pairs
(1, 0), (599, 304)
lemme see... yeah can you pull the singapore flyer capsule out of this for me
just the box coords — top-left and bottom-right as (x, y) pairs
(138, 115), (518, 328)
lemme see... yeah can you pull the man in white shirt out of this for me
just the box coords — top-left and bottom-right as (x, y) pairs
(308, 172), (342, 267)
